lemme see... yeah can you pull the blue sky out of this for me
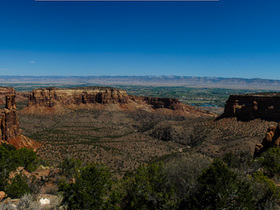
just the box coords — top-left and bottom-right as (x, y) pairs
(0, 0), (280, 79)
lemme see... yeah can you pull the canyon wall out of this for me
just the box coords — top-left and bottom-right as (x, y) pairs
(28, 87), (129, 107)
(223, 93), (280, 121)
(0, 94), (37, 149)
(24, 87), (214, 117)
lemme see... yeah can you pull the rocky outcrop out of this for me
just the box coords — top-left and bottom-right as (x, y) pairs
(0, 95), (20, 141)
(0, 94), (38, 149)
(0, 87), (16, 104)
(223, 93), (280, 121)
(23, 87), (215, 117)
(254, 124), (280, 157)
(0, 87), (16, 95)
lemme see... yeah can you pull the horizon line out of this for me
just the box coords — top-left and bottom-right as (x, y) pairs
(0, 75), (277, 81)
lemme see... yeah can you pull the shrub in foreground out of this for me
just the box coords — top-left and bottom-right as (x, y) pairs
(121, 162), (177, 209)
(60, 163), (112, 209)
(181, 159), (255, 209)
(258, 148), (280, 177)
(4, 174), (31, 199)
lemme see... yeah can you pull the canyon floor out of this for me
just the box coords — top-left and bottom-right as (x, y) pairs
(18, 108), (273, 174)
(2, 84), (274, 174)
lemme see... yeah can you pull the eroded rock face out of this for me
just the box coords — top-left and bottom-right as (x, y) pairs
(28, 87), (129, 107)
(0, 94), (38, 149)
(254, 124), (280, 157)
(0, 87), (16, 105)
(223, 93), (280, 121)
(24, 87), (215, 117)
(0, 87), (16, 95)
(0, 95), (20, 141)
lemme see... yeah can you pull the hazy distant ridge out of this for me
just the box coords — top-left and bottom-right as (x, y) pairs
(1, 76), (280, 90)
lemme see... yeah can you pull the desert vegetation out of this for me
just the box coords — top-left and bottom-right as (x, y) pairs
(2, 145), (280, 209)
(18, 108), (274, 174)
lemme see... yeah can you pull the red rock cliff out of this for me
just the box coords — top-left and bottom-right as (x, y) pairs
(0, 94), (38, 149)
(1, 94), (20, 141)
(24, 87), (215, 117)
(28, 87), (129, 107)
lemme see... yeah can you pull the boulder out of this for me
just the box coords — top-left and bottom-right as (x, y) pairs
(254, 124), (280, 157)
(0, 191), (6, 201)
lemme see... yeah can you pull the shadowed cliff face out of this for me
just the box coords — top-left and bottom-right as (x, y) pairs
(140, 96), (184, 111)
(222, 93), (280, 121)
(23, 87), (215, 117)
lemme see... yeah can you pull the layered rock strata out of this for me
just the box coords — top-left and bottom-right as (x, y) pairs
(223, 93), (280, 121)
(0, 87), (16, 95)
(23, 87), (214, 117)
(0, 94), (38, 149)
(28, 87), (129, 107)
(1, 95), (20, 141)
(0, 87), (16, 104)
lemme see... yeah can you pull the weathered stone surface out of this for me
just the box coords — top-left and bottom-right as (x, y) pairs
(0, 87), (16, 105)
(223, 93), (280, 121)
(28, 87), (129, 107)
(0, 87), (16, 96)
(24, 87), (215, 117)
(0, 94), (19, 141)
(0, 94), (38, 149)
(254, 124), (280, 156)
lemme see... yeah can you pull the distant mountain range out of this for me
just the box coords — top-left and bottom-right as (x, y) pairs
(1, 75), (280, 90)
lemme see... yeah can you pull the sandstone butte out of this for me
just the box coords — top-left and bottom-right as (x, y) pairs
(0, 94), (38, 149)
(22, 87), (215, 117)
(222, 92), (280, 121)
